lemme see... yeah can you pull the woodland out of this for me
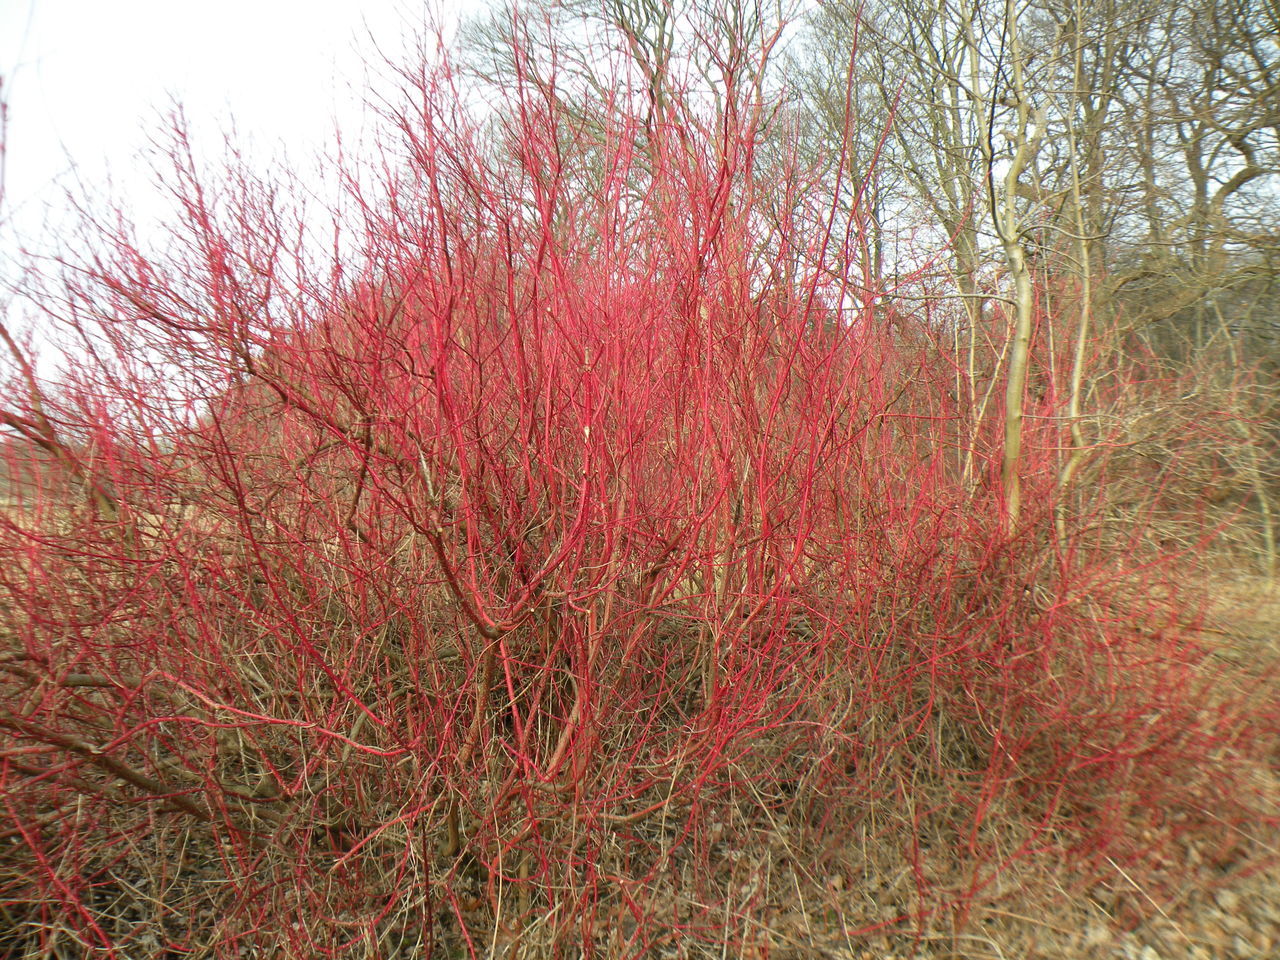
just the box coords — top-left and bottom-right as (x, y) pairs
(0, 0), (1277, 957)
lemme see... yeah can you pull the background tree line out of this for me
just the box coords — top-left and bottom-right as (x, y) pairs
(460, 0), (1279, 572)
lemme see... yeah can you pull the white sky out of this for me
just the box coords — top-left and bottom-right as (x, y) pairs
(0, 0), (479, 258)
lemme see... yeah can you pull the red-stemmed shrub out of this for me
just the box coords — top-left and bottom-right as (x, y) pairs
(2, 22), (1275, 960)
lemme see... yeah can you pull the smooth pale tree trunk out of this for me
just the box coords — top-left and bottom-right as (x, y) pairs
(965, 0), (1042, 532)
(1000, 235), (1035, 530)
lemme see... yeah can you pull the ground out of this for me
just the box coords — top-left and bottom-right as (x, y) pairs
(912, 574), (1280, 960)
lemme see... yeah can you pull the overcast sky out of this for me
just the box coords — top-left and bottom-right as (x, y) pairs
(1, 1), (475, 256)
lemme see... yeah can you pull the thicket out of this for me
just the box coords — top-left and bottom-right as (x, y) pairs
(1, 10), (1277, 959)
